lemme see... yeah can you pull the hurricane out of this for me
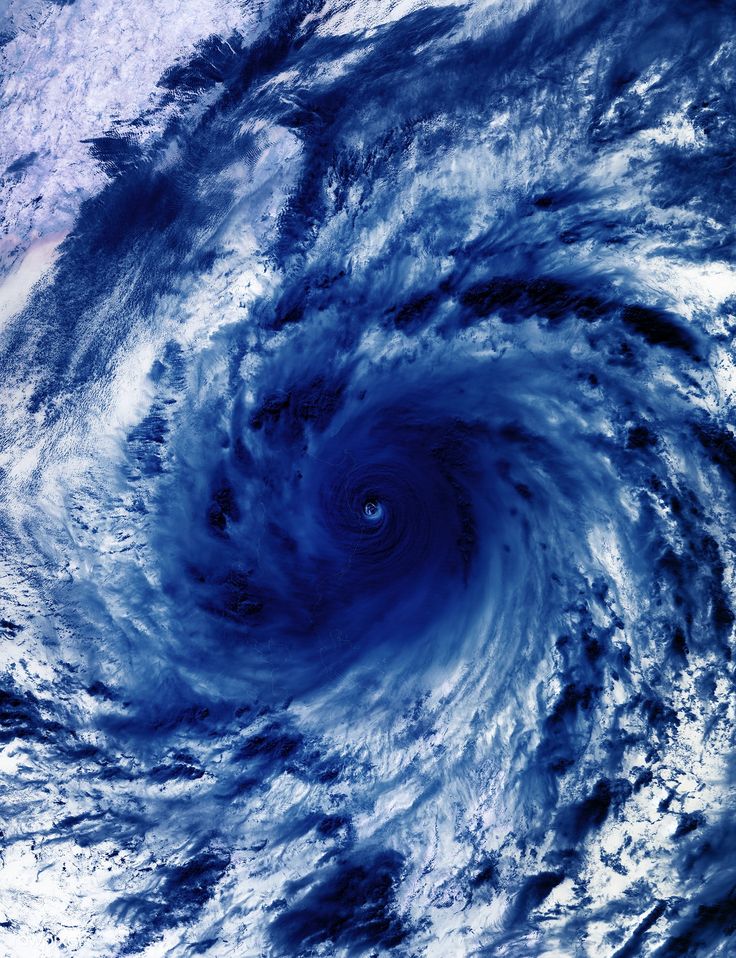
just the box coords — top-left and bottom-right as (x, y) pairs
(1, 0), (736, 955)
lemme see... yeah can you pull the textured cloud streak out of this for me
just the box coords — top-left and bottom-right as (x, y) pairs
(1, 0), (736, 956)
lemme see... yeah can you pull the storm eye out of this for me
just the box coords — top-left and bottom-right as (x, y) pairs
(363, 499), (383, 521)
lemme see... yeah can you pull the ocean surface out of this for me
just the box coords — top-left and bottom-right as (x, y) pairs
(1, 1), (736, 955)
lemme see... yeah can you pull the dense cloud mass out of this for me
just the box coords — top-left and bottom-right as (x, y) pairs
(1, 0), (736, 955)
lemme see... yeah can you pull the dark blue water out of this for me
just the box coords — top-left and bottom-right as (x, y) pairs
(1, 1), (736, 955)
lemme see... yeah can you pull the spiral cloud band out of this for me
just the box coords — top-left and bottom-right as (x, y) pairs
(1, 0), (735, 955)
